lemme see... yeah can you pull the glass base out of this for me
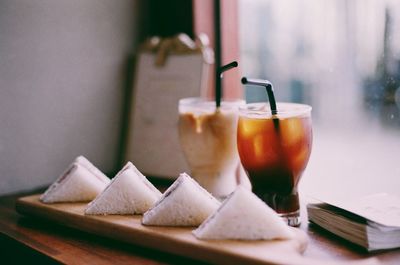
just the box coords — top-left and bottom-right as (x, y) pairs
(278, 210), (301, 227)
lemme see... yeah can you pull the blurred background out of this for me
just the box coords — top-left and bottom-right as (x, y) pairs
(0, 0), (197, 195)
(1, 0), (399, 200)
(239, 0), (400, 200)
(0, 0), (139, 195)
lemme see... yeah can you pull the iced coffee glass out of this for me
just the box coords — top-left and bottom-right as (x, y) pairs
(237, 102), (312, 226)
(178, 97), (249, 198)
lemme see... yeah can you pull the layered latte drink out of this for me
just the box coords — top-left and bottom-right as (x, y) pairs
(178, 98), (250, 198)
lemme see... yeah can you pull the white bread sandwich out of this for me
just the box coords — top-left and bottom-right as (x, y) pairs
(75, 155), (109, 183)
(40, 161), (109, 203)
(142, 173), (220, 226)
(85, 162), (162, 215)
(193, 186), (294, 240)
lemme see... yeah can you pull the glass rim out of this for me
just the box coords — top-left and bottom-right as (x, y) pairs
(179, 97), (245, 113)
(179, 97), (245, 105)
(239, 102), (312, 118)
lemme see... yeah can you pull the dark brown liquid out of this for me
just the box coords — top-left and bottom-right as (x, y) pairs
(237, 115), (312, 214)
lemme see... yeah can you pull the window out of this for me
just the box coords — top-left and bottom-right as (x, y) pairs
(239, 0), (400, 200)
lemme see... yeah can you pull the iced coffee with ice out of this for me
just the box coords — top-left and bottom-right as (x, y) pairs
(237, 102), (312, 226)
(178, 97), (250, 198)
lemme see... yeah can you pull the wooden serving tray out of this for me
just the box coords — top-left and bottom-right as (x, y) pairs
(15, 194), (376, 265)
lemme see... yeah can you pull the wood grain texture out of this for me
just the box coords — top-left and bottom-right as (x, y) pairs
(0, 191), (198, 265)
(14, 194), (380, 265)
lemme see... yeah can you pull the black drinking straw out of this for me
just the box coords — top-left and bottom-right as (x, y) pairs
(215, 61), (239, 109)
(241, 77), (278, 115)
(219, 61), (238, 78)
(241, 77), (280, 130)
(214, 0), (222, 108)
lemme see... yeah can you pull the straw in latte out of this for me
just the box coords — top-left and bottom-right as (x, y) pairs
(178, 61), (251, 198)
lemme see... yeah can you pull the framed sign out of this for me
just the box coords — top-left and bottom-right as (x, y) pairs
(125, 35), (212, 179)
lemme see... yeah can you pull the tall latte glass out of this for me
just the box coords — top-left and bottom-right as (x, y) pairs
(237, 102), (312, 226)
(178, 98), (250, 198)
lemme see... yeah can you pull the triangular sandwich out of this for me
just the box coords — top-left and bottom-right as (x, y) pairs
(75, 155), (109, 183)
(85, 162), (162, 215)
(40, 162), (109, 203)
(193, 186), (294, 240)
(142, 173), (220, 226)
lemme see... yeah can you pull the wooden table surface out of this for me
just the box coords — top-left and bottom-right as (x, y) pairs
(1, 188), (399, 265)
